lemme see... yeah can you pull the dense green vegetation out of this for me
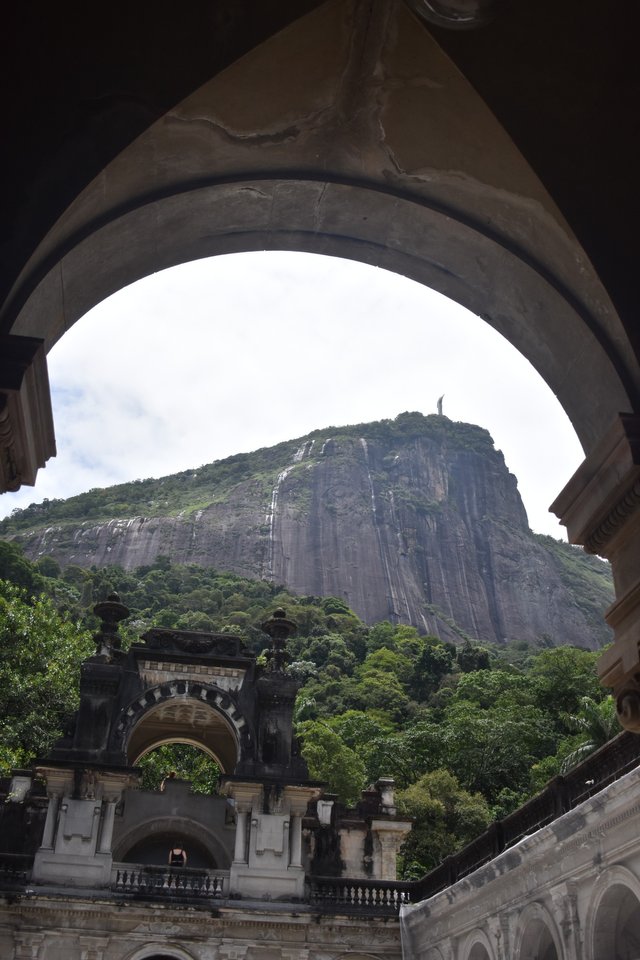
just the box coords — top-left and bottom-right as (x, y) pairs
(0, 413), (496, 535)
(0, 539), (618, 879)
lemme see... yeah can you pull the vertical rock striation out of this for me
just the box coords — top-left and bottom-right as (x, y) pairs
(4, 414), (613, 647)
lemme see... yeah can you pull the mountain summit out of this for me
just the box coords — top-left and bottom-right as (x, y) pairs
(1, 412), (612, 647)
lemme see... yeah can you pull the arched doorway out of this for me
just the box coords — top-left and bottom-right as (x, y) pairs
(516, 905), (562, 960)
(592, 883), (640, 960)
(468, 943), (492, 960)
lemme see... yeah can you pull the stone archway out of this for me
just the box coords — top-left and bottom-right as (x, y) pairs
(515, 904), (563, 960)
(119, 687), (248, 773)
(462, 929), (495, 960)
(587, 867), (640, 960)
(113, 813), (231, 870)
(125, 946), (198, 960)
(592, 884), (640, 960)
(10, 177), (631, 455)
(4, 0), (640, 721)
(7, 1), (636, 455)
(468, 944), (492, 960)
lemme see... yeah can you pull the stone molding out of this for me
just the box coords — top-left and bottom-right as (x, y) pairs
(550, 414), (640, 554)
(551, 414), (640, 727)
(0, 335), (55, 493)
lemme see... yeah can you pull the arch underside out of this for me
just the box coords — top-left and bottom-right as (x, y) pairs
(592, 882), (640, 959)
(4, 0), (637, 459)
(125, 695), (241, 773)
(516, 904), (562, 960)
(10, 177), (632, 454)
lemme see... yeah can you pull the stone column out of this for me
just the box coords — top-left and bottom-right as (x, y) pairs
(38, 768), (73, 850)
(371, 819), (413, 880)
(551, 881), (582, 960)
(234, 809), (249, 863)
(290, 814), (303, 868)
(98, 800), (117, 855)
(223, 780), (263, 895)
(551, 414), (640, 730)
(40, 792), (61, 850)
(284, 785), (320, 871)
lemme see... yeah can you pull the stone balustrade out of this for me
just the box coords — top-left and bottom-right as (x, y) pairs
(307, 876), (411, 914)
(111, 863), (229, 899)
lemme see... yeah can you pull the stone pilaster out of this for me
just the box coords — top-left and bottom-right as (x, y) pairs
(32, 767), (136, 887)
(224, 780), (319, 899)
(13, 933), (44, 959)
(370, 819), (412, 880)
(551, 414), (640, 730)
(37, 768), (74, 851)
(550, 882), (582, 960)
(284, 784), (320, 871)
(79, 937), (110, 960)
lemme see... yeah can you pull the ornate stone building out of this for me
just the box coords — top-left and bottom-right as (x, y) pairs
(0, 604), (412, 959)
(2, 601), (640, 958)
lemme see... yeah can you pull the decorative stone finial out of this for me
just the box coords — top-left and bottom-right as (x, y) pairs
(261, 608), (297, 672)
(93, 592), (129, 659)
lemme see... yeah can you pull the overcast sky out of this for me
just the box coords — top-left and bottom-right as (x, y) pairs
(0, 252), (583, 538)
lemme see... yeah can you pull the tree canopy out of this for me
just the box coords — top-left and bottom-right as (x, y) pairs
(0, 542), (614, 880)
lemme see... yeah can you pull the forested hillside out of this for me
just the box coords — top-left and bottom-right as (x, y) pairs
(0, 413), (614, 648)
(0, 541), (618, 878)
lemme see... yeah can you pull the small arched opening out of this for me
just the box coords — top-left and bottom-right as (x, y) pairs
(468, 944), (492, 960)
(461, 929), (495, 960)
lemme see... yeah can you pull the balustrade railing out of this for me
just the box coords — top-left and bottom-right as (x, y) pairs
(405, 729), (640, 904)
(111, 864), (228, 900)
(308, 876), (411, 913)
(0, 853), (33, 887)
(0, 729), (636, 915)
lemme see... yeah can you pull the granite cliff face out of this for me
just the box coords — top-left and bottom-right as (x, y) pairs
(3, 413), (613, 647)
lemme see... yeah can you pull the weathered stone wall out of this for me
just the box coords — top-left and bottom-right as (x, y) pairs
(0, 899), (403, 960)
(400, 764), (640, 960)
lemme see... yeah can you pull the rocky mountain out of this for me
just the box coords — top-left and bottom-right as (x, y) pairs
(0, 413), (613, 648)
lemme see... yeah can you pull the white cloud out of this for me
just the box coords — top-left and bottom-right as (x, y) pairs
(0, 252), (582, 537)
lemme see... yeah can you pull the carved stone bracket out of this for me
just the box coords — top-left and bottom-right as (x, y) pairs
(0, 335), (55, 493)
(551, 414), (640, 730)
(13, 933), (45, 960)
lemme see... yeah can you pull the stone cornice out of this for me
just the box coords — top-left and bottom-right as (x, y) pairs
(584, 476), (640, 554)
(551, 413), (640, 555)
(3, 896), (400, 940)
